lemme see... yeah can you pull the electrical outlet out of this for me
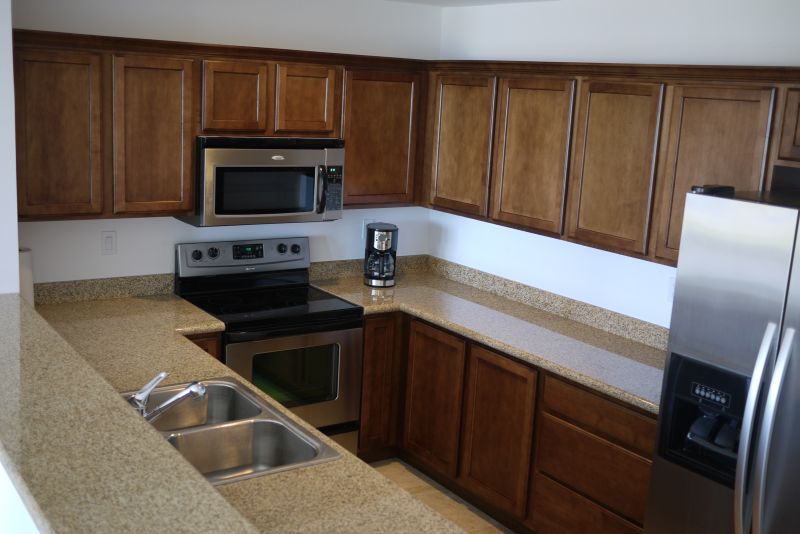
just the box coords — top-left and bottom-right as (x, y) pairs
(362, 219), (378, 240)
(101, 231), (117, 256)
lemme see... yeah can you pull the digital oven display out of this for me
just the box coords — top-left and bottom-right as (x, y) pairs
(233, 244), (264, 260)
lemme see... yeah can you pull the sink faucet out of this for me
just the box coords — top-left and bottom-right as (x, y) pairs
(129, 372), (207, 423)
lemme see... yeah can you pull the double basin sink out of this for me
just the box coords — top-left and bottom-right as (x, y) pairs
(122, 378), (339, 485)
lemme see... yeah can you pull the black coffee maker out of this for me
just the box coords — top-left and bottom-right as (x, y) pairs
(364, 222), (398, 287)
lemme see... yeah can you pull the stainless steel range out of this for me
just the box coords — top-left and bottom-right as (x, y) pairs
(174, 237), (363, 447)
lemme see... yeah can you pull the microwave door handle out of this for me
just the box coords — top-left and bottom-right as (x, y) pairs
(751, 326), (796, 534)
(735, 321), (777, 534)
(317, 168), (328, 214)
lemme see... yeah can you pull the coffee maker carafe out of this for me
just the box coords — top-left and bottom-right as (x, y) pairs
(364, 223), (398, 287)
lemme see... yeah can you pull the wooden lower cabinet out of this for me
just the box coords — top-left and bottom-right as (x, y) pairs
(403, 320), (467, 478)
(359, 314), (405, 461)
(185, 332), (222, 360)
(458, 345), (537, 517)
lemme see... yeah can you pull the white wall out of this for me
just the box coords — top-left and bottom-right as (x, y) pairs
(18, 207), (430, 283)
(12, 0), (442, 59)
(0, 0), (18, 294)
(441, 0), (800, 65)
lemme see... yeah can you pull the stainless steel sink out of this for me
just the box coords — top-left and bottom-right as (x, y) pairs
(122, 379), (263, 432)
(122, 377), (340, 484)
(167, 419), (338, 485)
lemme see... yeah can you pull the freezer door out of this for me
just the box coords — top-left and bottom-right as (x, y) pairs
(646, 194), (799, 534)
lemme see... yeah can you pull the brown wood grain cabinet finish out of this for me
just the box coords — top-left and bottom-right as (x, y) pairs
(491, 77), (575, 234)
(536, 413), (652, 525)
(542, 375), (657, 458)
(403, 320), (467, 479)
(567, 81), (663, 255)
(430, 74), (497, 216)
(202, 60), (270, 132)
(458, 345), (537, 517)
(528, 473), (642, 534)
(15, 49), (104, 216)
(275, 62), (342, 135)
(344, 70), (420, 205)
(113, 55), (194, 214)
(778, 88), (800, 162)
(186, 332), (222, 360)
(653, 85), (774, 261)
(359, 314), (403, 459)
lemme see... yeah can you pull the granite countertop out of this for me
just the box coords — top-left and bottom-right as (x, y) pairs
(315, 272), (666, 414)
(19, 295), (460, 533)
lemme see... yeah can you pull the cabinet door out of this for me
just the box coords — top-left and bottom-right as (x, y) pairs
(359, 314), (403, 460)
(275, 62), (342, 136)
(653, 85), (774, 261)
(185, 332), (222, 360)
(490, 77), (575, 234)
(403, 320), (467, 478)
(566, 81), (663, 255)
(344, 70), (420, 205)
(458, 345), (537, 517)
(113, 55), (194, 214)
(15, 49), (104, 217)
(430, 74), (496, 216)
(778, 88), (800, 162)
(202, 60), (269, 132)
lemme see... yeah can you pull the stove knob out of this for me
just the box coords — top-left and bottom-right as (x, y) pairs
(208, 247), (220, 259)
(277, 243), (288, 254)
(291, 244), (301, 254)
(191, 249), (203, 261)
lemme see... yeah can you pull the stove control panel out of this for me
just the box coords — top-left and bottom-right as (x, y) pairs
(176, 237), (310, 277)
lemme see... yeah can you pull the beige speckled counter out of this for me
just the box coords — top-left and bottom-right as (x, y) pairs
(315, 273), (666, 414)
(34, 295), (460, 533)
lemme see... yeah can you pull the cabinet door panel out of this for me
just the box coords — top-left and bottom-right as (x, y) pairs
(458, 345), (537, 517)
(344, 70), (419, 205)
(491, 77), (574, 234)
(113, 55), (194, 214)
(202, 60), (269, 132)
(779, 88), (800, 162)
(15, 49), (104, 216)
(537, 413), (652, 525)
(430, 74), (496, 216)
(654, 85), (773, 261)
(275, 63), (342, 136)
(403, 320), (466, 478)
(567, 81), (663, 255)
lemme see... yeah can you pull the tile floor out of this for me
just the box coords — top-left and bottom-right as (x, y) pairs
(372, 460), (512, 533)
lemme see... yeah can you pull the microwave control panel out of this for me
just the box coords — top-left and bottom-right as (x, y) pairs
(323, 165), (343, 211)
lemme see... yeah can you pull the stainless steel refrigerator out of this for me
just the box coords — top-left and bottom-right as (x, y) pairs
(646, 191), (800, 534)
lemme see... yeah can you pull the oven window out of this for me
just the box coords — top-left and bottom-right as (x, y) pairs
(250, 344), (339, 408)
(215, 166), (316, 214)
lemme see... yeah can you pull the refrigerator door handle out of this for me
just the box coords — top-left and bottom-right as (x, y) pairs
(735, 321), (778, 534)
(752, 327), (796, 534)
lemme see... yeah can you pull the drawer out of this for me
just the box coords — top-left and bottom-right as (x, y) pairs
(537, 413), (652, 525)
(529, 472), (642, 534)
(542, 375), (657, 458)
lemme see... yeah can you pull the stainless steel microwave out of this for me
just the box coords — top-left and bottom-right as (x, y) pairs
(178, 137), (344, 227)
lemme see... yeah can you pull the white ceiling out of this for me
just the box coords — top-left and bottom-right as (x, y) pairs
(385, 0), (551, 6)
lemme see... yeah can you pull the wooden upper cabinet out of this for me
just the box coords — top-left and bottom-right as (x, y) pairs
(344, 70), (420, 205)
(566, 81), (663, 255)
(458, 345), (537, 518)
(275, 62), (342, 136)
(430, 74), (497, 216)
(653, 85), (774, 262)
(202, 60), (270, 132)
(113, 55), (194, 214)
(491, 77), (575, 234)
(778, 88), (800, 162)
(403, 320), (467, 479)
(15, 49), (104, 217)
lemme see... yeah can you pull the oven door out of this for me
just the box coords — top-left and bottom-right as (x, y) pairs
(224, 327), (362, 429)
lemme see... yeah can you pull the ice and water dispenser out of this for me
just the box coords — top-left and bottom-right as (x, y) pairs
(659, 354), (750, 486)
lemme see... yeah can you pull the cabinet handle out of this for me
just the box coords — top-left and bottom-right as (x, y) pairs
(752, 327), (795, 534)
(734, 322), (777, 534)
